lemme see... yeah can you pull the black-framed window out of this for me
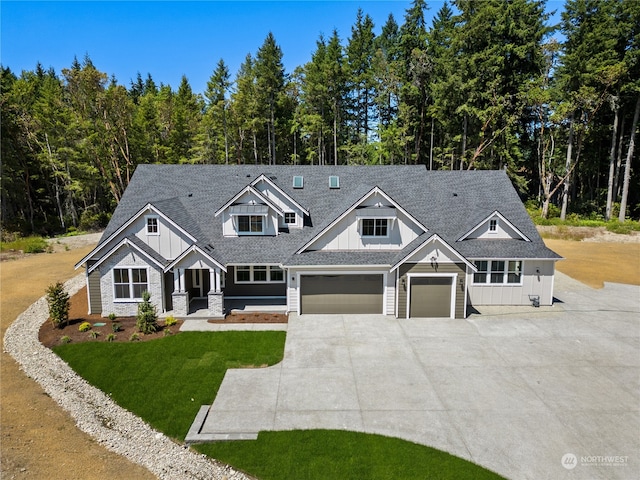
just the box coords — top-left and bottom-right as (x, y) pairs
(284, 212), (296, 224)
(146, 216), (158, 234)
(235, 265), (286, 283)
(473, 260), (522, 285)
(113, 268), (148, 299)
(362, 218), (388, 237)
(238, 215), (263, 233)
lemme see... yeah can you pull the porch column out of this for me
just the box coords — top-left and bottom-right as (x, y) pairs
(207, 267), (224, 318)
(172, 268), (188, 316)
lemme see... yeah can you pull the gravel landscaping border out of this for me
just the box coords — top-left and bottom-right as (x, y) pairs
(3, 273), (252, 480)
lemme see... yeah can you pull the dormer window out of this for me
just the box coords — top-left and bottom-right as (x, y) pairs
(489, 219), (498, 232)
(362, 218), (388, 237)
(238, 215), (263, 234)
(146, 216), (159, 235)
(284, 212), (296, 224)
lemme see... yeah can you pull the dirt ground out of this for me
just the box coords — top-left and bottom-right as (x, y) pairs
(539, 226), (640, 288)
(1, 228), (638, 479)
(1, 241), (155, 480)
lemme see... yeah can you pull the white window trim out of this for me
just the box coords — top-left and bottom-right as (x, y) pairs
(234, 265), (286, 284)
(112, 266), (149, 302)
(360, 218), (390, 238)
(145, 215), (159, 236)
(472, 259), (523, 285)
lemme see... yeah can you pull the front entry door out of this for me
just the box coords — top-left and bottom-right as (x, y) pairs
(190, 269), (210, 298)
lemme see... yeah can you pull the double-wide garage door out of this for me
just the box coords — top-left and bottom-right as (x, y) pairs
(300, 274), (383, 314)
(409, 277), (453, 318)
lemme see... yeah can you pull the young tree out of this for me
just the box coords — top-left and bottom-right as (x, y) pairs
(136, 291), (158, 334)
(46, 281), (70, 329)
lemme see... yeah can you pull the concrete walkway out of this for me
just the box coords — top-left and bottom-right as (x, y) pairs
(189, 273), (639, 480)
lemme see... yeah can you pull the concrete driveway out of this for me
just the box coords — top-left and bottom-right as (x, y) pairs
(191, 272), (639, 480)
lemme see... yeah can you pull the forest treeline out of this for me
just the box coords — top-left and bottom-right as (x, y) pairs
(1, 0), (639, 236)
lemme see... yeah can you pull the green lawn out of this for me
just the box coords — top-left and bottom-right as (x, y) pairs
(54, 331), (505, 480)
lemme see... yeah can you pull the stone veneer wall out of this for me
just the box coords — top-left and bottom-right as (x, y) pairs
(99, 247), (163, 317)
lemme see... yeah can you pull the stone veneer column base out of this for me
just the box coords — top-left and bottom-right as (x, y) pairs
(207, 292), (224, 318)
(172, 292), (188, 316)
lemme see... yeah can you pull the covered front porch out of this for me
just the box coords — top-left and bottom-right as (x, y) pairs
(160, 296), (287, 319)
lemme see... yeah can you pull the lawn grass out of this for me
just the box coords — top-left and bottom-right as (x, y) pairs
(54, 332), (505, 480)
(53, 331), (286, 439)
(195, 430), (505, 480)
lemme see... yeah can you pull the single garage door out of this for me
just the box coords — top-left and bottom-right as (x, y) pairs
(300, 274), (383, 314)
(410, 277), (453, 318)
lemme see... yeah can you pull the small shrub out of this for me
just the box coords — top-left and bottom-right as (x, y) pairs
(47, 282), (70, 329)
(164, 316), (177, 327)
(89, 330), (100, 339)
(108, 313), (117, 321)
(60, 335), (71, 344)
(111, 322), (121, 333)
(106, 333), (116, 342)
(129, 333), (140, 342)
(163, 328), (172, 337)
(136, 291), (158, 334)
(78, 321), (92, 332)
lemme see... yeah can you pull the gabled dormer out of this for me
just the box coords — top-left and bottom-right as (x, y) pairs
(250, 174), (309, 230)
(214, 185), (284, 237)
(457, 211), (530, 242)
(75, 202), (196, 269)
(297, 187), (428, 252)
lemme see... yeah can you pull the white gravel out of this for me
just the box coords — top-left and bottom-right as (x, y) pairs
(3, 273), (253, 480)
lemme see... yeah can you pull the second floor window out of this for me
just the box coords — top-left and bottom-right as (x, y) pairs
(238, 215), (263, 233)
(146, 217), (158, 234)
(362, 218), (388, 237)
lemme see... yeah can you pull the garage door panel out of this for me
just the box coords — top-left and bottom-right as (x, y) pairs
(301, 275), (383, 314)
(410, 277), (452, 318)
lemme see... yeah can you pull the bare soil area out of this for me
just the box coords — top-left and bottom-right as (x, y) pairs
(1, 237), (155, 480)
(2, 228), (638, 479)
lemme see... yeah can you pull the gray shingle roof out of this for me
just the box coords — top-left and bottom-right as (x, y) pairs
(98, 165), (559, 267)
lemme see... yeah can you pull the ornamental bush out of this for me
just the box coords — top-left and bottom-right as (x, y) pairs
(136, 291), (158, 334)
(78, 321), (92, 332)
(46, 282), (70, 329)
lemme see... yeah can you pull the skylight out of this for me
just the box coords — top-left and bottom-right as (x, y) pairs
(329, 175), (340, 189)
(293, 176), (304, 189)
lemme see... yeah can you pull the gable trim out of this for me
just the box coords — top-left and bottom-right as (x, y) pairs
(296, 186), (428, 254)
(86, 237), (166, 274)
(75, 202), (196, 269)
(390, 233), (477, 272)
(164, 244), (227, 272)
(457, 210), (531, 242)
(250, 174), (310, 215)
(214, 185), (284, 217)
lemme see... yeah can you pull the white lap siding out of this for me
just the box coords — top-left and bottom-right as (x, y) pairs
(99, 247), (164, 317)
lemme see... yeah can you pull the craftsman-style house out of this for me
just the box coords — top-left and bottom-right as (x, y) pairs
(76, 165), (560, 319)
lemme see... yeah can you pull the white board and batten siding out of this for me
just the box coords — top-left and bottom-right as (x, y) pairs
(307, 209), (423, 251)
(467, 260), (556, 306)
(131, 213), (192, 260)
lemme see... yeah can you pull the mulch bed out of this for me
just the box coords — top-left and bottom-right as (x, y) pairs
(39, 287), (287, 348)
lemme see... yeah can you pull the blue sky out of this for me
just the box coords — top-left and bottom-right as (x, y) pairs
(2, 1), (564, 94)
